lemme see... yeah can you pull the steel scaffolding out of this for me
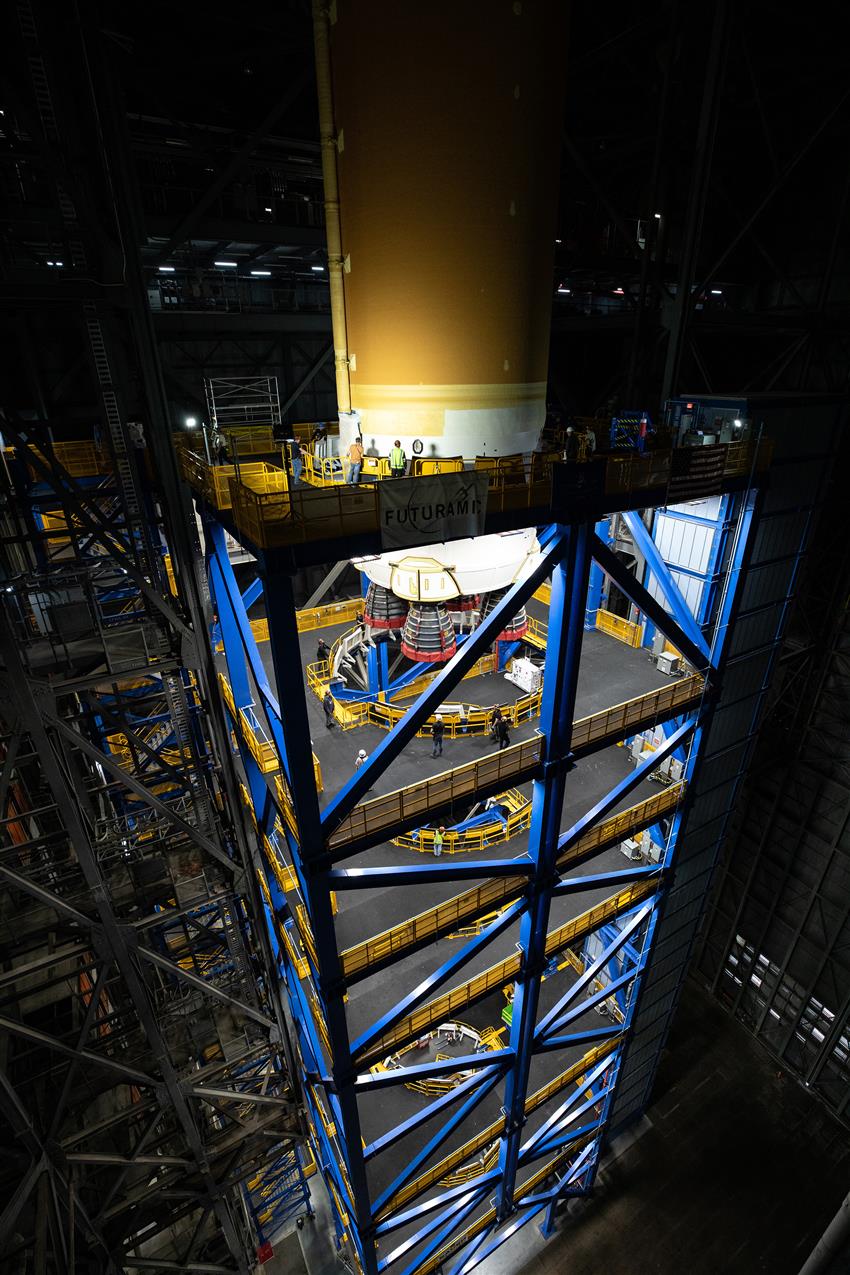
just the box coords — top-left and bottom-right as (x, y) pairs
(201, 416), (821, 1274)
(0, 4), (308, 1269)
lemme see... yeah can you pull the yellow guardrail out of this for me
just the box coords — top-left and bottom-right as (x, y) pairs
(326, 676), (699, 853)
(378, 1037), (620, 1218)
(411, 456), (465, 476)
(533, 582), (552, 605)
(339, 783), (681, 985)
(297, 597), (362, 633)
(391, 788), (529, 853)
(225, 425), (277, 456)
(570, 674), (703, 752)
(353, 878), (659, 1067)
(596, 607), (643, 648)
(27, 441), (109, 478)
(329, 737), (542, 851)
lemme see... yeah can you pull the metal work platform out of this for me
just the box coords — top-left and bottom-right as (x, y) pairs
(199, 397), (849, 1274)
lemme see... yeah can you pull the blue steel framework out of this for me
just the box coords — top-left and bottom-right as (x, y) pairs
(205, 465), (764, 1275)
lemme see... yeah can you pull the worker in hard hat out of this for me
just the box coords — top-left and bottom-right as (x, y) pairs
(355, 748), (368, 769)
(389, 439), (407, 478)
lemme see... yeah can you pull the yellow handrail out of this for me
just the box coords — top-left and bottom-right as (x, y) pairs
(329, 737), (543, 850)
(379, 1038), (619, 1218)
(391, 788), (530, 854)
(353, 878), (659, 1066)
(596, 608), (643, 648)
(340, 784), (682, 983)
(326, 677), (701, 852)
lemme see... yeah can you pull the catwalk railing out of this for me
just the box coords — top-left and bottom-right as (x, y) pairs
(337, 783), (683, 983)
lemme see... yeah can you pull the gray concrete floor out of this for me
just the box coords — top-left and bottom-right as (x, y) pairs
(470, 980), (850, 1275)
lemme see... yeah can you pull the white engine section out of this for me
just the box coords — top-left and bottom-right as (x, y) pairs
(354, 528), (541, 600)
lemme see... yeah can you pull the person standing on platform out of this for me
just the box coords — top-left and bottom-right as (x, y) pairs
(431, 713), (444, 758)
(389, 439), (407, 478)
(284, 436), (302, 485)
(563, 426), (579, 462)
(322, 689), (336, 729)
(496, 717), (511, 750)
(433, 826), (445, 857)
(347, 436), (363, 484)
(317, 637), (331, 665)
(489, 705), (504, 740)
(355, 748), (368, 769)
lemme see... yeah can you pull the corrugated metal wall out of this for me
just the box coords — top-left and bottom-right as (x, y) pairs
(607, 404), (842, 1133)
(693, 423), (850, 1123)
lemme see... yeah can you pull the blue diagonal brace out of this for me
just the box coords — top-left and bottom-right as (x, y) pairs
(321, 524), (567, 835)
(364, 1062), (504, 1162)
(371, 1069), (504, 1223)
(622, 510), (712, 662)
(558, 716), (696, 856)
(355, 1049), (513, 1092)
(536, 906), (651, 1043)
(591, 533), (710, 672)
(329, 856), (535, 889)
(351, 898), (526, 1060)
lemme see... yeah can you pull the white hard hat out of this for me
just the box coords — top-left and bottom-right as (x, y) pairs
(435, 713), (442, 720)
(358, 749), (367, 757)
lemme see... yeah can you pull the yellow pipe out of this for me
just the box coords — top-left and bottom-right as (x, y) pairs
(312, 0), (352, 414)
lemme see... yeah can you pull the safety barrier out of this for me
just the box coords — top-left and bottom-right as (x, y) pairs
(418, 1130), (597, 1275)
(378, 1037), (620, 1218)
(604, 450), (672, 494)
(596, 608), (643, 648)
(570, 674), (703, 753)
(26, 440), (109, 479)
(353, 877), (658, 1067)
(375, 1022), (504, 1097)
(297, 597), (362, 633)
(329, 737), (543, 852)
(391, 788), (530, 853)
(326, 677), (697, 853)
(411, 456), (465, 476)
(211, 441), (766, 548)
(225, 425), (277, 456)
(338, 786), (681, 984)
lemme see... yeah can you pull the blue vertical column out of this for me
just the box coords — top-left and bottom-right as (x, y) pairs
(262, 569), (376, 1275)
(366, 640), (388, 693)
(585, 517), (611, 629)
(496, 522), (591, 1219)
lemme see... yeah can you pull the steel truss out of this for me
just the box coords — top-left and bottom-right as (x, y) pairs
(207, 463), (761, 1273)
(0, 4), (308, 1270)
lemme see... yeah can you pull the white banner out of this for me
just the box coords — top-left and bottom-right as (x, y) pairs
(378, 473), (489, 550)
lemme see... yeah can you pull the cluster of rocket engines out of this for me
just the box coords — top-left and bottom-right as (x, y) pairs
(363, 581), (528, 665)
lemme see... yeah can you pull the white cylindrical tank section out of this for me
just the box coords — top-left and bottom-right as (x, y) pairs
(355, 529), (541, 600)
(329, 1), (568, 459)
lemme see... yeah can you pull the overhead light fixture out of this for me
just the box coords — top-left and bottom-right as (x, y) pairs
(264, 206), (272, 213)
(653, 212), (662, 219)
(555, 238), (562, 244)
(711, 288), (722, 295)
(311, 265), (325, 272)
(733, 418), (743, 428)
(250, 270), (271, 277)
(214, 260), (238, 268)
(158, 266), (175, 273)
(185, 416), (198, 428)
(46, 260), (54, 266)
(613, 287), (624, 295)
(557, 287), (570, 294)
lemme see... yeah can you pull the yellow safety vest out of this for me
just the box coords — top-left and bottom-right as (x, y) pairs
(390, 447), (405, 468)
